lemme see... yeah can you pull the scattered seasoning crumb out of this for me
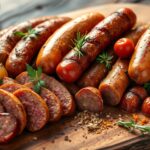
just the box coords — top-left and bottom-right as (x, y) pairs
(51, 139), (55, 143)
(64, 135), (71, 142)
(33, 136), (38, 140)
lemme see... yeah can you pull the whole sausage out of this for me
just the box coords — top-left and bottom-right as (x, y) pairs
(142, 97), (150, 116)
(99, 59), (129, 106)
(77, 24), (149, 88)
(56, 8), (136, 83)
(13, 88), (49, 132)
(0, 26), (13, 38)
(36, 12), (104, 74)
(75, 87), (103, 113)
(128, 28), (150, 84)
(0, 16), (56, 63)
(120, 86), (148, 113)
(5, 17), (71, 77)
(0, 89), (26, 134)
(15, 72), (75, 116)
(25, 82), (62, 122)
(0, 112), (18, 143)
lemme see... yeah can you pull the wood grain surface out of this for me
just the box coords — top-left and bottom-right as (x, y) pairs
(0, 3), (150, 150)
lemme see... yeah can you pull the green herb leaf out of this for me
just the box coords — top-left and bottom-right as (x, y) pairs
(96, 52), (113, 69)
(14, 31), (26, 37)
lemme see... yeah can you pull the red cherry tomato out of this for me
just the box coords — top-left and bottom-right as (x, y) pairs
(114, 38), (134, 58)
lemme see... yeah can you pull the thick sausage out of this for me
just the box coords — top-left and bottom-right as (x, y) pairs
(0, 16), (56, 63)
(1, 77), (17, 85)
(5, 17), (71, 77)
(15, 72), (75, 116)
(13, 88), (49, 132)
(56, 8), (136, 83)
(36, 12), (104, 74)
(142, 97), (150, 116)
(120, 86), (148, 113)
(77, 24), (148, 88)
(0, 26), (13, 38)
(99, 59), (129, 106)
(0, 89), (26, 134)
(75, 87), (103, 112)
(128, 28), (150, 84)
(0, 112), (18, 143)
(25, 82), (62, 122)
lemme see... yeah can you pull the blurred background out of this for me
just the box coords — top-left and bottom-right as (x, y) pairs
(0, 0), (149, 28)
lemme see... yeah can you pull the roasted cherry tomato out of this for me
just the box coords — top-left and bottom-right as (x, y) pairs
(114, 38), (134, 58)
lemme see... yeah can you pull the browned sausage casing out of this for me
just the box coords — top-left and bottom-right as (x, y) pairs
(142, 97), (150, 116)
(128, 28), (150, 84)
(36, 12), (104, 74)
(5, 17), (71, 77)
(0, 16), (55, 63)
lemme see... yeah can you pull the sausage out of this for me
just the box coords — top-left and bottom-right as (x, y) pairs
(25, 82), (62, 122)
(0, 89), (26, 134)
(120, 86), (148, 113)
(0, 26), (13, 38)
(0, 103), (4, 112)
(142, 97), (150, 116)
(5, 17), (71, 77)
(0, 112), (18, 143)
(0, 16), (56, 63)
(75, 87), (103, 112)
(15, 72), (75, 116)
(13, 88), (49, 132)
(1, 77), (17, 85)
(99, 59), (129, 106)
(128, 28), (150, 84)
(77, 24), (148, 88)
(36, 12), (104, 74)
(56, 8), (136, 83)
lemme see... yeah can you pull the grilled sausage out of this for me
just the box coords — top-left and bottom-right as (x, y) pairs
(36, 12), (104, 74)
(77, 24), (148, 88)
(5, 17), (71, 77)
(121, 86), (148, 113)
(0, 89), (26, 134)
(99, 59), (129, 106)
(13, 88), (49, 132)
(142, 97), (150, 116)
(0, 16), (55, 63)
(25, 82), (62, 122)
(0, 113), (18, 143)
(75, 87), (103, 112)
(15, 72), (75, 116)
(0, 26), (13, 38)
(128, 28), (150, 84)
(56, 8), (136, 83)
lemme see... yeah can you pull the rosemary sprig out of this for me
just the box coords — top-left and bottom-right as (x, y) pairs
(96, 52), (113, 69)
(144, 82), (150, 95)
(26, 64), (45, 93)
(118, 120), (150, 134)
(73, 32), (88, 58)
(14, 27), (39, 39)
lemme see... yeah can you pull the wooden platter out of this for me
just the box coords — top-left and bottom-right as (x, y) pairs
(1, 3), (150, 150)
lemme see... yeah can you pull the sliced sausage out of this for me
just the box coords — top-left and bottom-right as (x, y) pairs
(120, 86), (148, 113)
(5, 17), (71, 77)
(13, 88), (49, 132)
(36, 12), (104, 74)
(0, 16), (56, 63)
(15, 72), (75, 116)
(25, 82), (62, 122)
(128, 28), (150, 84)
(75, 87), (103, 113)
(0, 89), (26, 134)
(99, 59), (129, 106)
(142, 97), (150, 116)
(56, 8), (136, 83)
(0, 113), (18, 143)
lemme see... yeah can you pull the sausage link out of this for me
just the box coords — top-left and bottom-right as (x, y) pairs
(56, 8), (136, 83)
(142, 97), (150, 116)
(36, 12), (104, 74)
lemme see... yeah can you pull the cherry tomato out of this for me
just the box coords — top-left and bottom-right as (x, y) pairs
(114, 38), (134, 58)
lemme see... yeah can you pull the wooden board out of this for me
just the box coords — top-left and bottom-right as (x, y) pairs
(1, 3), (150, 150)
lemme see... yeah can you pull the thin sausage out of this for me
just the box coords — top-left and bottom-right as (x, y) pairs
(36, 12), (104, 74)
(5, 17), (71, 77)
(56, 8), (136, 83)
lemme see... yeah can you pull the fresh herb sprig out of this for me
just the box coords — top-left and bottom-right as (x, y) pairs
(118, 120), (150, 134)
(26, 64), (45, 93)
(96, 52), (113, 69)
(14, 27), (39, 39)
(73, 32), (88, 58)
(144, 82), (150, 95)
